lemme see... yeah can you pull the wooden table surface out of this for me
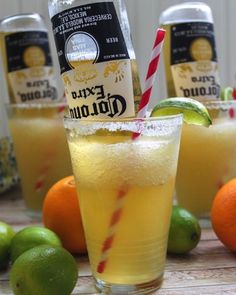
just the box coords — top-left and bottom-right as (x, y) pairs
(1, 186), (236, 295)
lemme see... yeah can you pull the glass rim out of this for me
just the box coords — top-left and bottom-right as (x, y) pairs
(204, 100), (236, 110)
(64, 113), (183, 125)
(64, 114), (183, 136)
(5, 102), (67, 110)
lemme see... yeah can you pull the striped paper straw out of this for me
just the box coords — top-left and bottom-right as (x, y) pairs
(132, 28), (166, 140)
(97, 28), (166, 274)
(97, 187), (128, 273)
(137, 28), (166, 118)
(233, 88), (236, 100)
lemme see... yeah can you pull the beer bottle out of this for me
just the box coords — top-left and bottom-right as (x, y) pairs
(48, 0), (142, 119)
(159, 2), (221, 101)
(0, 13), (58, 103)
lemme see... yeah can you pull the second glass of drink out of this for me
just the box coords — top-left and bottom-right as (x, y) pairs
(176, 100), (236, 224)
(7, 103), (72, 217)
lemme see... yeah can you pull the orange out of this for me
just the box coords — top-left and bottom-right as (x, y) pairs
(42, 175), (87, 254)
(211, 178), (236, 252)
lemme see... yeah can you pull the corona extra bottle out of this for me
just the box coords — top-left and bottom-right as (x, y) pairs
(159, 2), (221, 101)
(48, 0), (142, 119)
(0, 13), (58, 103)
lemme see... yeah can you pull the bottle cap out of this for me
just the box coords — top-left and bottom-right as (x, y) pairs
(159, 2), (213, 25)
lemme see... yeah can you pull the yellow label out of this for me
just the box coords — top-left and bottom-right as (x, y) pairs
(171, 61), (220, 99)
(162, 22), (221, 101)
(8, 67), (58, 103)
(63, 59), (135, 119)
(0, 30), (58, 103)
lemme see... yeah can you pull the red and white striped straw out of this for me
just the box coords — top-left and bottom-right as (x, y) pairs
(97, 28), (166, 274)
(97, 187), (128, 273)
(137, 28), (166, 118)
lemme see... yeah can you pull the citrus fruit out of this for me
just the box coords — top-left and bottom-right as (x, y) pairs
(0, 221), (15, 269)
(151, 97), (212, 127)
(42, 175), (87, 254)
(10, 245), (78, 295)
(167, 205), (201, 254)
(220, 87), (233, 101)
(211, 178), (236, 251)
(10, 226), (61, 262)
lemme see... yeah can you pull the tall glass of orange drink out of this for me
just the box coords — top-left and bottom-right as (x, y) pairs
(65, 115), (182, 294)
(7, 103), (72, 218)
(176, 100), (236, 225)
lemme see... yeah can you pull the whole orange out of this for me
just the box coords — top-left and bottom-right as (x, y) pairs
(211, 178), (236, 252)
(42, 175), (87, 254)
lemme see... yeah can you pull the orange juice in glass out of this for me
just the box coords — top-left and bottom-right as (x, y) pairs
(7, 103), (72, 217)
(65, 115), (182, 294)
(176, 101), (236, 222)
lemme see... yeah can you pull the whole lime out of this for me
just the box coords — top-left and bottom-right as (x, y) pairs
(10, 226), (61, 262)
(10, 245), (78, 295)
(0, 221), (15, 269)
(167, 205), (201, 254)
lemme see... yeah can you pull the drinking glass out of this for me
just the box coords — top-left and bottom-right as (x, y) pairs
(176, 100), (236, 225)
(6, 103), (72, 218)
(64, 115), (183, 294)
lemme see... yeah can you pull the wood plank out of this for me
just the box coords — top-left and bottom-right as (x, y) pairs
(192, 239), (228, 255)
(198, 228), (218, 241)
(163, 267), (236, 289)
(0, 187), (41, 226)
(166, 252), (236, 271)
(157, 285), (236, 295)
(3, 275), (236, 295)
(0, 282), (12, 295)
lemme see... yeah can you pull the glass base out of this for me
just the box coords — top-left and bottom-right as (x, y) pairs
(94, 275), (163, 294)
(194, 212), (212, 229)
(198, 217), (212, 229)
(25, 208), (42, 220)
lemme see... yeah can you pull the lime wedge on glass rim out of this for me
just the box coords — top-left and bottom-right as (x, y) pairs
(220, 87), (233, 101)
(151, 97), (212, 127)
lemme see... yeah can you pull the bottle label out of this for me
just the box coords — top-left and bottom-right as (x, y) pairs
(169, 22), (220, 101)
(4, 31), (58, 103)
(51, 2), (135, 119)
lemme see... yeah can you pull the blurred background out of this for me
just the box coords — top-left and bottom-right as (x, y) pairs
(0, 0), (235, 131)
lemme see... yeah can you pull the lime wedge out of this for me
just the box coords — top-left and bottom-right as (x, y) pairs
(151, 97), (212, 127)
(220, 87), (233, 101)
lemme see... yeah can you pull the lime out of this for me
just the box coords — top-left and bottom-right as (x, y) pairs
(10, 226), (62, 262)
(220, 87), (233, 101)
(151, 97), (212, 127)
(0, 221), (15, 269)
(167, 205), (201, 254)
(10, 245), (78, 295)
